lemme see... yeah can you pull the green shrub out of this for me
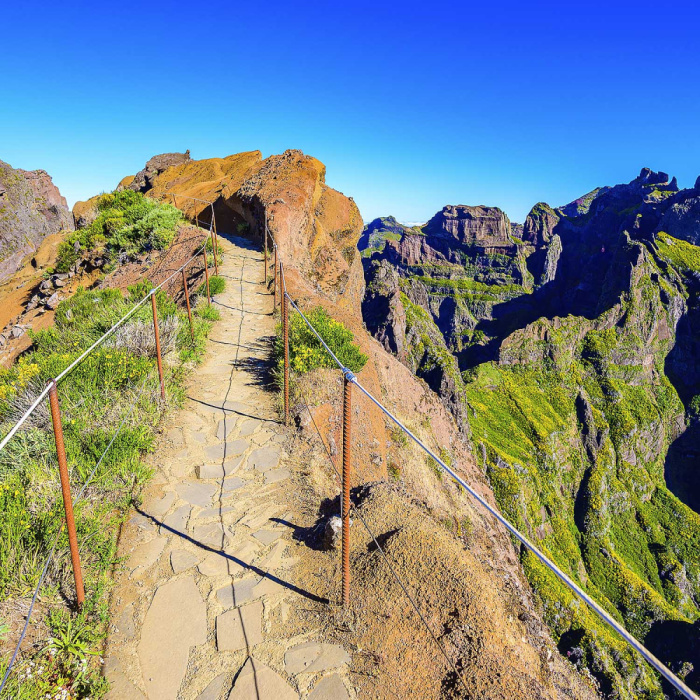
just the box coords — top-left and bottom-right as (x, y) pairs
(198, 275), (225, 296)
(56, 240), (79, 273)
(689, 395), (700, 419)
(195, 299), (220, 322)
(427, 455), (443, 480)
(275, 307), (368, 375)
(390, 424), (409, 448)
(57, 190), (184, 273)
(388, 461), (401, 480)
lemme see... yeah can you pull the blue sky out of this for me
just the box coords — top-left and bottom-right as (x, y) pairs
(2, 0), (699, 224)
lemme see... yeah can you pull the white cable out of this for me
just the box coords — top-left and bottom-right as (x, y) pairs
(272, 242), (699, 699)
(347, 374), (699, 700)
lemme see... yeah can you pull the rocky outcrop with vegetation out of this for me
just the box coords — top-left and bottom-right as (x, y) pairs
(361, 168), (700, 697)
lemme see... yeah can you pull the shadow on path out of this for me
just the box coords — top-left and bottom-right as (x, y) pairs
(135, 506), (329, 604)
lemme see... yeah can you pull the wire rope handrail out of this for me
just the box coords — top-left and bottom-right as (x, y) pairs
(0, 191), (220, 688)
(0, 208), (216, 454)
(265, 227), (700, 700)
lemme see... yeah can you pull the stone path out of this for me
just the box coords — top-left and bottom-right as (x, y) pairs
(104, 234), (352, 699)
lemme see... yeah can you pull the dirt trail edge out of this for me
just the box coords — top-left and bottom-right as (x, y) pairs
(104, 234), (353, 700)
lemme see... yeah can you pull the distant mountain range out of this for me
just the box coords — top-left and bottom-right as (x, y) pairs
(360, 168), (700, 697)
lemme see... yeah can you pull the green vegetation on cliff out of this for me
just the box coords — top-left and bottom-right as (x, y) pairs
(656, 231), (700, 273)
(362, 173), (700, 697)
(464, 247), (699, 696)
(56, 190), (183, 272)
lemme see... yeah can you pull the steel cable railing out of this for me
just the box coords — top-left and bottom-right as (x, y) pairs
(0, 372), (154, 693)
(265, 227), (700, 700)
(0, 192), (220, 690)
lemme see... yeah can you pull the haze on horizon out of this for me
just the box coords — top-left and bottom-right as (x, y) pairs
(2, 0), (699, 225)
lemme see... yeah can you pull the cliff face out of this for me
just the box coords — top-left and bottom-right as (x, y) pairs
(0, 160), (73, 285)
(361, 169), (700, 697)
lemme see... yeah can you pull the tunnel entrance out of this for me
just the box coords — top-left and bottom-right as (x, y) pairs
(209, 195), (263, 242)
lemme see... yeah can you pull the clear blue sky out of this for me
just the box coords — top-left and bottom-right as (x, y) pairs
(2, 0), (699, 224)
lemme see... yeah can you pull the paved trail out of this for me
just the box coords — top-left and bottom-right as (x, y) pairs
(104, 234), (352, 700)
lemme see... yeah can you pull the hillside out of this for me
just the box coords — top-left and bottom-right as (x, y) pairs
(362, 169), (700, 697)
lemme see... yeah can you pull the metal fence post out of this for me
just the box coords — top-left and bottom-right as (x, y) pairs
(182, 267), (194, 342)
(48, 380), (85, 607)
(282, 269), (290, 426)
(274, 246), (278, 309)
(202, 246), (211, 304)
(151, 292), (166, 400)
(264, 215), (268, 284)
(341, 373), (352, 606)
(212, 215), (219, 276)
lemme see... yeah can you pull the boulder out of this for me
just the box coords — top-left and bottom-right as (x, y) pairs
(322, 515), (342, 550)
(129, 151), (192, 193)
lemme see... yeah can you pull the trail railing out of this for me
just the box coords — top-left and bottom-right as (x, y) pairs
(0, 193), (220, 692)
(262, 221), (700, 700)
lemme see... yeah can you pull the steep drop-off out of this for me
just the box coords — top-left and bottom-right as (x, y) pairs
(362, 170), (700, 697)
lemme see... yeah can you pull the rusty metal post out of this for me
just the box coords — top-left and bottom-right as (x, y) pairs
(282, 271), (290, 426)
(202, 247), (211, 304)
(48, 380), (85, 607)
(151, 293), (166, 400)
(170, 193), (176, 207)
(211, 208), (220, 276)
(194, 203), (199, 228)
(264, 216), (268, 285)
(212, 228), (219, 276)
(273, 246), (278, 309)
(341, 373), (352, 606)
(182, 268), (194, 342)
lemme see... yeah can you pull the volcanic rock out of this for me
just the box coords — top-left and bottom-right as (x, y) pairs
(129, 151), (192, 193)
(0, 160), (73, 285)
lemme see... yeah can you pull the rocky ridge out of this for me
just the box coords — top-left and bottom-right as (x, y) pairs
(123, 149), (598, 697)
(0, 159), (73, 285)
(0, 148), (596, 697)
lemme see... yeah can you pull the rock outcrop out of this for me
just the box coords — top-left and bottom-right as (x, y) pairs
(127, 150), (192, 193)
(0, 159), (73, 285)
(358, 215), (417, 257)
